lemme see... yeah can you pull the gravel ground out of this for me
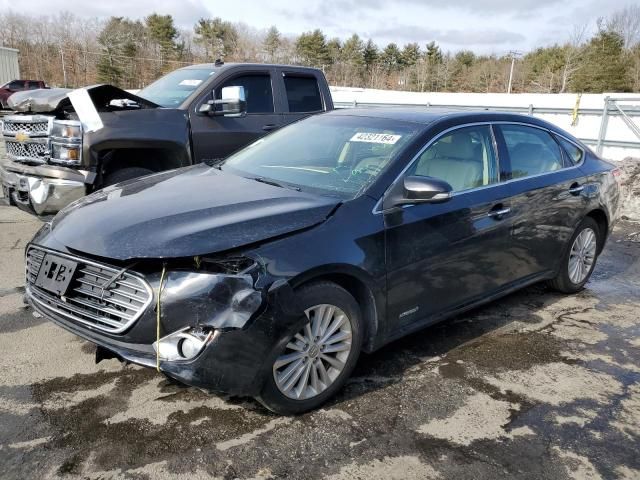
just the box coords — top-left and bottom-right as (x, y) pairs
(0, 180), (639, 479)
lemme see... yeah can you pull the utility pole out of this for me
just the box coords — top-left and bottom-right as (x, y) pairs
(507, 51), (522, 94)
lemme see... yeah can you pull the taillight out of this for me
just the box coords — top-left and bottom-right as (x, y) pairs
(611, 168), (622, 184)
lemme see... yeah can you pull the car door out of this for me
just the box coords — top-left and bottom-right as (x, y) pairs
(189, 70), (283, 163)
(495, 123), (589, 280)
(384, 124), (514, 334)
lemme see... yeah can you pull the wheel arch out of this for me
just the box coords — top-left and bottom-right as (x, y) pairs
(289, 266), (382, 353)
(93, 142), (189, 188)
(585, 208), (609, 254)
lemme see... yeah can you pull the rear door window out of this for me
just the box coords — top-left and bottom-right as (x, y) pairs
(283, 75), (323, 113)
(498, 125), (564, 179)
(216, 74), (274, 114)
(409, 125), (499, 192)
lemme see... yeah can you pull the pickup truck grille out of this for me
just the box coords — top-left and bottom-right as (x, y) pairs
(2, 115), (52, 164)
(5, 140), (48, 162)
(26, 245), (153, 334)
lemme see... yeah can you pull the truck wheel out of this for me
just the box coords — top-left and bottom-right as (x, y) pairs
(257, 281), (363, 415)
(104, 167), (154, 187)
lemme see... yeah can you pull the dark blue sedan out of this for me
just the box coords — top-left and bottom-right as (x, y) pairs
(25, 108), (621, 414)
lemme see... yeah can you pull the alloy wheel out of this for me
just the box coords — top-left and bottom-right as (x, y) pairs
(273, 304), (353, 400)
(568, 227), (597, 284)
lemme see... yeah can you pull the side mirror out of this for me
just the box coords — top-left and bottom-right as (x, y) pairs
(403, 176), (453, 203)
(198, 86), (247, 117)
(384, 176), (453, 210)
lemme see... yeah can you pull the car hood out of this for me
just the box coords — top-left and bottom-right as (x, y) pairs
(48, 164), (340, 260)
(8, 84), (158, 113)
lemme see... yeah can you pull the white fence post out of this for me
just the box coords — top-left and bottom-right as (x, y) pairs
(596, 97), (610, 156)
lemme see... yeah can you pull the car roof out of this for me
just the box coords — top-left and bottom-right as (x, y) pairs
(326, 107), (572, 136)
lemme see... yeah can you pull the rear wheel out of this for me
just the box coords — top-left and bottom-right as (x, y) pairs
(548, 217), (600, 293)
(257, 282), (362, 415)
(104, 167), (154, 187)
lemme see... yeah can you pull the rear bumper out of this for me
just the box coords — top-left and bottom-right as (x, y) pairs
(0, 163), (87, 215)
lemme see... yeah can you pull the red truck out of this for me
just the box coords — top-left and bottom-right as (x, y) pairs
(0, 80), (48, 109)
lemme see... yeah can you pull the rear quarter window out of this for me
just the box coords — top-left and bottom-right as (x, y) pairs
(555, 135), (584, 165)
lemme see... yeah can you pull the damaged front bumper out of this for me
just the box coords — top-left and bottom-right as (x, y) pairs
(24, 246), (304, 396)
(1, 162), (89, 215)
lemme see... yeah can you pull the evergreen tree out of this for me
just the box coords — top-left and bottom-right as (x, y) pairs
(380, 43), (402, 72)
(194, 18), (238, 60)
(96, 16), (143, 86)
(145, 14), (177, 60)
(401, 42), (420, 67)
(455, 50), (476, 67)
(425, 41), (443, 65)
(571, 30), (631, 92)
(327, 38), (342, 65)
(363, 39), (379, 70)
(342, 34), (364, 68)
(296, 29), (330, 67)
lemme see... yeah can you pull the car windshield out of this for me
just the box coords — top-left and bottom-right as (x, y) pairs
(220, 115), (420, 199)
(138, 68), (215, 107)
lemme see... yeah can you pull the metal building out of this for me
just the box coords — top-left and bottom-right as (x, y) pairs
(0, 47), (20, 85)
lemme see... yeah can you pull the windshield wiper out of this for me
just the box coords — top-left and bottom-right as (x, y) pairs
(252, 176), (301, 191)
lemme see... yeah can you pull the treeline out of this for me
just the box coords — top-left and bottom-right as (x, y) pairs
(1, 6), (639, 93)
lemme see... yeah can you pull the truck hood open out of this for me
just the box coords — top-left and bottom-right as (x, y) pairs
(7, 84), (158, 113)
(48, 164), (340, 260)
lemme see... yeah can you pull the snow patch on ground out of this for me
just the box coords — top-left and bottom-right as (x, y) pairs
(417, 391), (533, 446)
(618, 157), (640, 221)
(483, 362), (623, 406)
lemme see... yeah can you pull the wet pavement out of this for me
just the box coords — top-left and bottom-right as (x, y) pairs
(0, 200), (639, 479)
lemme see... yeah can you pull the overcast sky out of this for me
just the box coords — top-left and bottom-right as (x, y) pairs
(2, 0), (636, 54)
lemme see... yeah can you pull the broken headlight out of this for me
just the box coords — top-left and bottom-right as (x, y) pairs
(159, 268), (263, 330)
(50, 120), (82, 166)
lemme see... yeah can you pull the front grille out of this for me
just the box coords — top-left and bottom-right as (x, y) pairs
(5, 141), (48, 162)
(3, 118), (50, 136)
(2, 115), (52, 163)
(26, 246), (153, 334)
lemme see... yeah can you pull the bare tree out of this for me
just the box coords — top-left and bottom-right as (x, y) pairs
(606, 5), (640, 48)
(560, 23), (588, 93)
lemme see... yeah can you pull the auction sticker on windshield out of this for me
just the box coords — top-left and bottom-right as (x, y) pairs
(179, 79), (203, 87)
(350, 132), (402, 144)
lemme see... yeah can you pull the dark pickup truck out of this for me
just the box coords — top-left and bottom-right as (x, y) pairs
(0, 80), (48, 109)
(0, 63), (333, 215)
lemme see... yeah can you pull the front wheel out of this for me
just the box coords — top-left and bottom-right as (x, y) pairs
(548, 217), (600, 293)
(257, 282), (363, 415)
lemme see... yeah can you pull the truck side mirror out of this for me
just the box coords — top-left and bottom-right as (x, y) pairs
(198, 86), (247, 117)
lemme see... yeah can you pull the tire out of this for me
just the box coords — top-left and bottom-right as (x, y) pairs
(257, 281), (363, 415)
(548, 217), (600, 293)
(103, 167), (154, 187)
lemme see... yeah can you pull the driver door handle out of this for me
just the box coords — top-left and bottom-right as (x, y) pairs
(263, 124), (278, 131)
(487, 207), (511, 218)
